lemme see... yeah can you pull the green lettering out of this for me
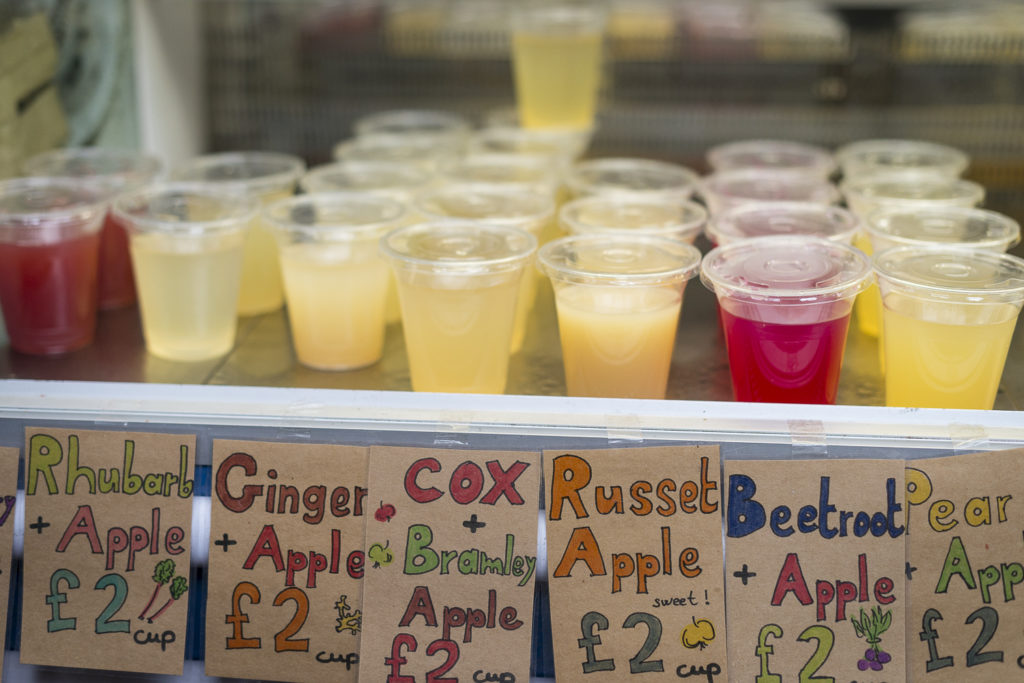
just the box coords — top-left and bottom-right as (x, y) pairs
(123, 441), (142, 495)
(404, 524), (438, 575)
(27, 434), (61, 495)
(177, 446), (194, 497)
(936, 537), (976, 594)
(65, 435), (95, 495)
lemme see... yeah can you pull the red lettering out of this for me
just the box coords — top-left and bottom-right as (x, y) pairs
(772, 553), (813, 607)
(243, 525), (284, 571)
(480, 460), (528, 505)
(405, 459), (443, 503)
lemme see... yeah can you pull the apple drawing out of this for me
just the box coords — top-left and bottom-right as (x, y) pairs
(368, 540), (393, 568)
(680, 616), (716, 650)
(374, 500), (396, 523)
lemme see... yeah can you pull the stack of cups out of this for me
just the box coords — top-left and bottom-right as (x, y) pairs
(171, 152), (306, 316)
(112, 184), (257, 361)
(538, 234), (702, 399)
(265, 193), (406, 370)
(381, 221), (536, 394)
(23, 148), (162, 310)
(0, 178), (107, 354)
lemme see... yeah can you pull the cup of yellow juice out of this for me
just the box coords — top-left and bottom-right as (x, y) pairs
(538, 234), (701, 399)
(560, 195), (707, 244)
(266, 192), (405, 370)
(113, 184), (256, 361)
(381, 221), (536, 393)
(171, 152), (305, 316)
(875, 246), (1024, 410)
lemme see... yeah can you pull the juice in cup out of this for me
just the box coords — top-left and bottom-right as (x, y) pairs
(835, 139), (969, 181)
(700, 235), (872, 404)
(698, 168), (840, 216)
(413, 184), (554, 353)
(23, 148), (162, 309)
(565, 157), (700, 203)
(539, 234), (701, 399)
(381, 221), (536, 394)
(706, 139), (836, 179)
(560, 195), (707, 245)
(706, 202), (859, 247)
(0, 178), (106, 355)
(842, 175), (985, 337)
(874, 246), (1024, 409)
(113, 184), (256, 361)
(266, 192), (405, 370)
(171, 152), (305, 316)
(511, 4), (605, 130)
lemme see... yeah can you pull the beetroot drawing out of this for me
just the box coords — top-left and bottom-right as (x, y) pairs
(853, 606), (893, 671)
(147, 575), (189, 623)
(139, 559), (175, 620)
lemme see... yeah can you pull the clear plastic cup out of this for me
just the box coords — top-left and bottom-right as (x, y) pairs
(511, 3), (606, 130)
(559, 195), (707, 244)
(874, 246), (1024, 409)
(332, 133), (462, 171)
(864, 206), (1020, 254)
(836, 139), (969, 181)
(538, 234), (701, 399)
(23, 148), (162, 309)
(842, 175), (985, 337)
(467, 125), (593, 161)
(565, 157), (700, 203)
(113, 184), (257, 361)
(352, 109), (471, 144)
(0, 178), (107, 354)
(700, 235), (872, 404)
(265, 193), (405, 370)
(706, 201), (859, 246)
(437, 153), (561, 196)
(699, 169), (840, 215)
(381, 221), (537, 394)
(171, 152), (305, 316)
(413, 184), (555, 354)
(706, 139), (836, 179)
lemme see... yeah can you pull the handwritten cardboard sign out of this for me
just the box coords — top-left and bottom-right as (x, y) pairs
(205, 440), (368, 682)
(19, 427), (195, 674)
(0, 448), (19, 682)
(544, 446), (726, 682)
(724, 459), (906, 681)
(358, 446), (540, 683)
(906, 448), (1024, 681)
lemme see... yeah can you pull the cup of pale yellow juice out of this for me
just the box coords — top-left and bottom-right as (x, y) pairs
(538, 234), (701, 399)
(874, 246), (1024, 410)
(836, 139), (968, 181)
(414, 184), (554, 354)
(113, 184), (256, 361)
(171, 152), (305, 316)
(566, 157), (700, 204)
(560, 195), (707, 245)
(511, 3), (606, 130)
(706, 201), (859, 246)
(381, 221), (536, 394)
(706, 139), (836, 179)
(699, 168), (840, 216)
(265, 192), (405, 370)
(841, 174), (985, 337)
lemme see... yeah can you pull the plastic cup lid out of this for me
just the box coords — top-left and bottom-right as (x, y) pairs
(706, 139), (836, 177)
(468, 126), (593, 160)
(841, 175), (985, 206)
(708, 202), (859, 245)
(353, 109), (471, 141)
(874, 246), (1024, 303)
(23, 147), (162, 195)
(566, 158), (700, 200)
(512, 3), (607, 32)
(538, 234), (702, 286)
(0, 177), (108, 241)
(559, 195), (707, 241)
(700, 169), (840, 205)
(300, 161), (433, 197)
(264, 192), (405, 241)
(171, 151), (305, 197)
(866, 206), (1020, 251)
(333, 134), (461, 167)
(437, 153), (559, 190)
(112, 182), (258, 236)
(700, 235), (872, 302)
(381, 221), (537, 274)
(414, 184), (554, 234)
(836, 139), (969, 178)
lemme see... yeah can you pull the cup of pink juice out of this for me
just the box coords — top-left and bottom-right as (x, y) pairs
(705, 201), (859, 246)
(706, 139), (836, 179)
(560, 195), (707, 245)
(538, 234), (702, 399)
(700, 235), (872, 404)
(266, 192), (405, 370)
(0, 178), (107, 354)
(699, 168), (840, 216)
(23, 148), (162, 309)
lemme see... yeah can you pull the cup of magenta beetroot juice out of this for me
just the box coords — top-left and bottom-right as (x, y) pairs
(0, 178), (107, 354)
(23, 147), (162, 309)
(700, 235), (872, 404)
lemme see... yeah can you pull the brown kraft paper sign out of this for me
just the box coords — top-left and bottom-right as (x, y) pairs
(358, 446), (540, 683)
(544, 446), (727, 682)
(725, 459), (907, 682)
(0, 448), (19, 682)
(205, 440), (368, 682)
(906, 448), (1024, 682)
(20, 427), (195, 675)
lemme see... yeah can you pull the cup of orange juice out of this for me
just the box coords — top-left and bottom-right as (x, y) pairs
(538, 234), (701, 399)
(875, 246), (1024, 409)
(381, 221), (537, 393)
(265, 192), (405, 370)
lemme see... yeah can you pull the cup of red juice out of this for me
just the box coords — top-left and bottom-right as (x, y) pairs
(0, 178), (107, 354)
(700, 235), (872, 404)
(23, 148), (162, 309)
